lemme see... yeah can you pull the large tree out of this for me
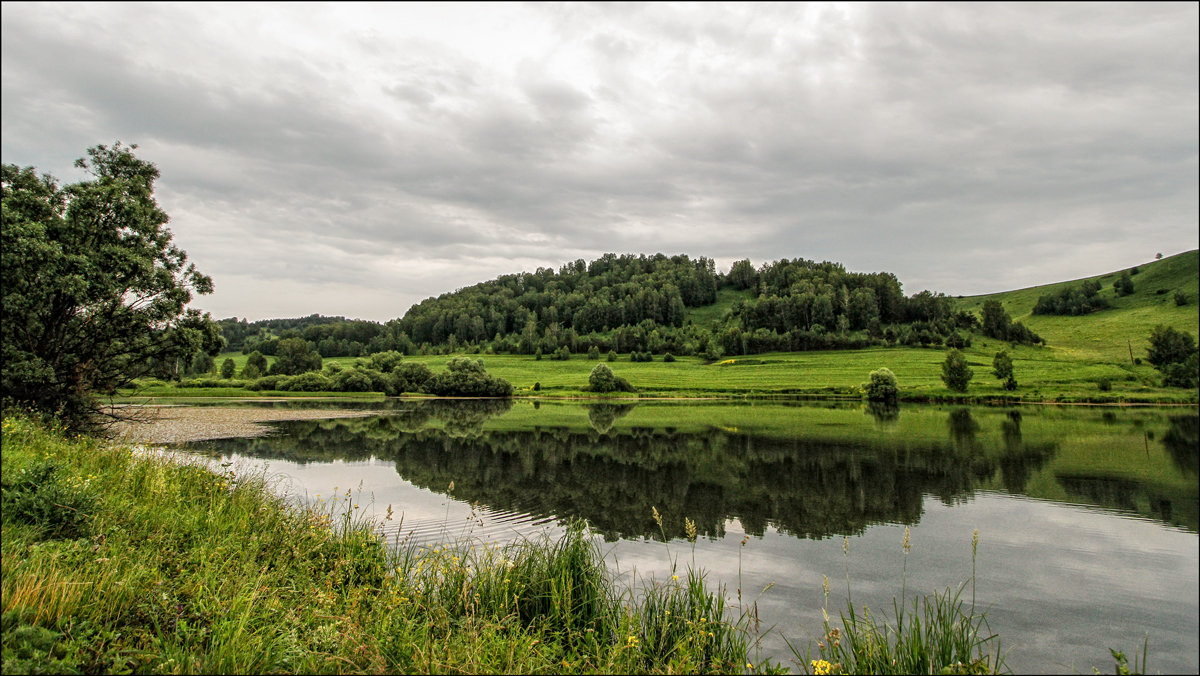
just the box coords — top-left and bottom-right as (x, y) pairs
(2, 143), (220, 428)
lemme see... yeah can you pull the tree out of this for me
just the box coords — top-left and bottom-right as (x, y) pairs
(862, 367), (899, 402)
(242, 350), (268, 378)
(941, 349), (974, 393)
(421, 357), (513, 397)
(1146, 325), (1196, 370)
(585, 363), (635, 393)
(270, 338), (322, 375)
(1113, 271), (1134, 297)
(992, 350), (1017, 390)
(220, 358), (236, 379)
(979, 300), (1011, 340)
(2, 143), (219, 429)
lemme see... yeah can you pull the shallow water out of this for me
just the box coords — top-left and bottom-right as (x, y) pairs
(175, 399), (1199, 674)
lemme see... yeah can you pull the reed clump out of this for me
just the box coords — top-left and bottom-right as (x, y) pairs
(1, 413), (763, 674)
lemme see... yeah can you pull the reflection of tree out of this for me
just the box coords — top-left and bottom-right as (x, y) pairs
(586, 403), (637, 433)
(192, 403), (1065, 541)
(865, 401), (900, 427)
(947, 409), (979, 452)
(1162, 415), (1198, 477)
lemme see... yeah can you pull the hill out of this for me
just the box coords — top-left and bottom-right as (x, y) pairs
(952, 250), (1198, 364)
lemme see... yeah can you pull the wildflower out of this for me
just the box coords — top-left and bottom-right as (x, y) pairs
(903, 526), (911, 554)
(685, 517), (697, 542)
(811, 659), (835, 675)
(672, 574), (679, 581)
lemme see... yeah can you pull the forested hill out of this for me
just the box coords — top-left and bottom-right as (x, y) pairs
(389, 253), (986, 358)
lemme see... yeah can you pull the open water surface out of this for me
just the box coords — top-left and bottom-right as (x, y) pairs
(172, 399), (1199, 674)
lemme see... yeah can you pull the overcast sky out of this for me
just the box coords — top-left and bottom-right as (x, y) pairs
(3, 2), (1197, 322)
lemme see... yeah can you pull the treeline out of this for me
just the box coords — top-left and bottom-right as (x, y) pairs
(217, 314), (414, 358)
(217, 253), (1044, 361)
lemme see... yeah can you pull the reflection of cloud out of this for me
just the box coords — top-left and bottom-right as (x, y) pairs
(3, 3), (1196, 321)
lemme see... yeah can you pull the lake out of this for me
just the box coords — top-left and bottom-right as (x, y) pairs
(171, 399), (1199, 674)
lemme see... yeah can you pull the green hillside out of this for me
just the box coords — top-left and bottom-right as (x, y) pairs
(953, 250), (1198, 364)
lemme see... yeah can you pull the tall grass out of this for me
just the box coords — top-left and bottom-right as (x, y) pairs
(789, 530), (1005, 675)
(1, 412), (766, 674)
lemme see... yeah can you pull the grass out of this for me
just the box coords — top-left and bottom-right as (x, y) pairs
(0, 413), (773, 674)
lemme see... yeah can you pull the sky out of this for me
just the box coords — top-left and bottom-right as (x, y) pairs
(2, 2), (1197, 323)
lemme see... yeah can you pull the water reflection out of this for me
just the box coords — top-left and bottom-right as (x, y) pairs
(189, 400), (1072, 541)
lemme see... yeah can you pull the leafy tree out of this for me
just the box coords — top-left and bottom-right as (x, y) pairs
(269, 338), (322, 375)
(1113, 271), (1134, 297)
(390, 362), (433, 394)
(862, 367), (899, 402)
(1146, 325), (1197, 370)
(220, 358), (236, 379)
(992, 350), (1017, 390)
(585, 363), (636, 393)
(587, 345), (600, 360)
(367, 350), (404, 373)
(1162, 353), (1199, 389)
(941, 349), (974, 393)
(242, 350), (268, 378)
(606, 350), (617, 362)
(979, 300), (1011, 340)
(2, 144), (219, 429)
(421, 357), (513, 397)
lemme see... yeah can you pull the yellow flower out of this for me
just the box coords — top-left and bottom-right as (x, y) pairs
(811, 659), (835, 675)
(672, 574), (679, 581)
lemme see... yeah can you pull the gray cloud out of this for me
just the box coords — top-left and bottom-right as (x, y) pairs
(3, 2), (1195, 321)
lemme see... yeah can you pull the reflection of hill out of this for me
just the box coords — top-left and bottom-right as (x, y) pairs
(188, 403), (1060, 541)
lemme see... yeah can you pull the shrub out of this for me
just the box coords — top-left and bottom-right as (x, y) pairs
(220, 358), (236, 379)
(1162, 353), (1199, 389)
(422, 357), (513, 397)
(1097, 378), (1113, 392)
(1147, 325), (1197, 370)
(663, 353), (676, 363)
(585, 363), (636, 393)
(391, 362), (433, 394)
(862, 368), (899, 402)
(941, 349), (974, 393)
(587, 346), (600, 360)
(1, 458), (95, 539)
(1175, 290), (1189, 306)
(606, 350), (617, 362)
(281, 372), (332, 392)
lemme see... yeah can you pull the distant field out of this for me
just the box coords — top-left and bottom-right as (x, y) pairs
(157, 250), (1196, 404)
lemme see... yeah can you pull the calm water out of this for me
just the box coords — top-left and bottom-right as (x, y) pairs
(175, 399), (1199, 674)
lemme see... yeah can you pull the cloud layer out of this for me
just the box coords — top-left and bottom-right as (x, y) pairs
(3, 2), (1196, 321)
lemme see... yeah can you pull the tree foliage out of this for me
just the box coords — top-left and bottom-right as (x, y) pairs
(421, 357), (513, 397)
(2, 143), (219, 428)
(585, 363), (636, 393)
(941, 349), (974, 393)
(1147, 325), (1198, 388)
(1032, 280), (1110, 316)
(862, 367), (899, 402)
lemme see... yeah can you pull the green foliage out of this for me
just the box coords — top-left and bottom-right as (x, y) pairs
(1174, 290), (1189, 306)
(422, 357), (514, 397)
(391, 362), (433, 394)
(219, 358), (236, 379)
(586, 363), (636, 393)
(1161, 353), (1199, 389)
(1146, 325), (1197, 371)
(941, 349), (974, 393)
(1114, 270), (1135, 297)
(588, 345), (600, 360)
(1, 145), (219, 430)
(1032, 279), (1111, 316)
(991, 351), (1016, 390)
(269, 338), (322, 376)
(862, 368), (899, 402)
(978, 300), (1041, 345)
(242, 350), (268, 379)
(1, 458), (95, 539)
(607, 350), (617, 362)
(367, 350), (404, 373)
(663, 353), (676, 363)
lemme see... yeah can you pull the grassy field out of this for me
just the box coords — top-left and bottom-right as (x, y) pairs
(138, 250), (1197, 404)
